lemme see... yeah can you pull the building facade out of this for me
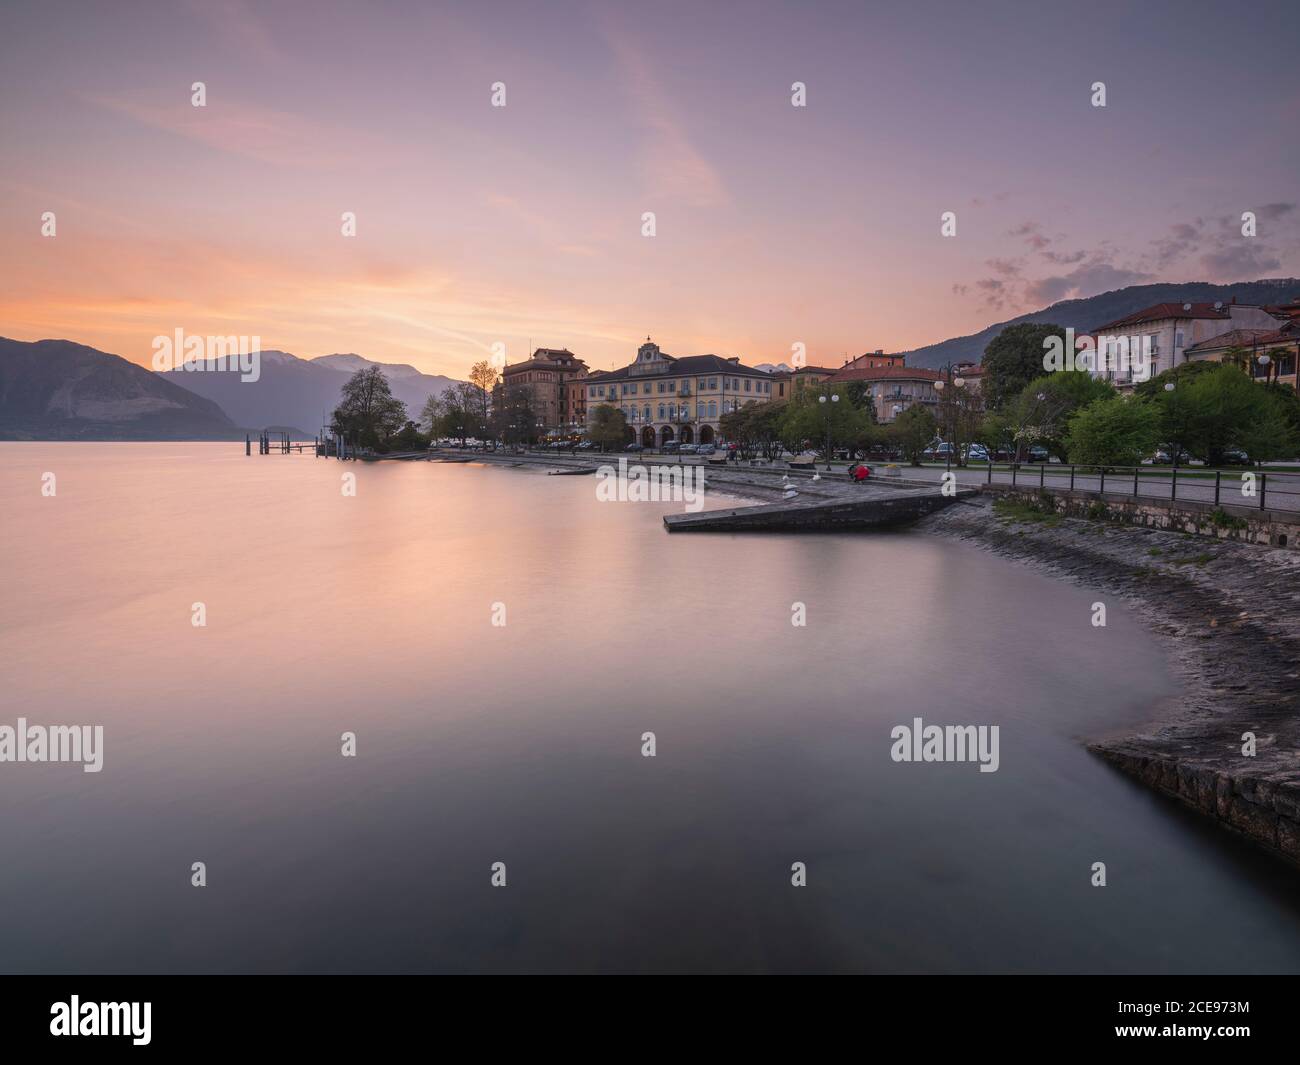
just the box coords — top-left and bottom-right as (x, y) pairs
(501, 348), (589, 434)
(769, 365), (838, 400)
(843, 349), (906, 371)
(1184, 322), (1300, 389)
(1089, 300), (1285, 387)
(826, 365), (942, 423)
(585, 338), (771, 447)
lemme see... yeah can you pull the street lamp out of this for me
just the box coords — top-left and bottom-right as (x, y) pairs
(818, 392), (839, 468)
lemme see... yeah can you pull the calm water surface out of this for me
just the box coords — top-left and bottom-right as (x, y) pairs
(2, 442), (1298, 973)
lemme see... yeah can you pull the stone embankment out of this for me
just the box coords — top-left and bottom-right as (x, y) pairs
(443, 448), (968, 530)
(922, 497), (1300, 869)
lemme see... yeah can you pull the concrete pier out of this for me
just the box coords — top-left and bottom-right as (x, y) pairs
(664, 488), (975, 532)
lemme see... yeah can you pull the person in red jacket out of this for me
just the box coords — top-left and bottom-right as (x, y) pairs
(848, 463), (871, 482)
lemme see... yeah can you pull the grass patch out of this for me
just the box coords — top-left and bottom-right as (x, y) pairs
(993, 498), (1061, 526)
(1208, 507), (1248, 531)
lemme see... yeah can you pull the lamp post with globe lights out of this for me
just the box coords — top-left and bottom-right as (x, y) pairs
(818, 391), (839, 469)
(933, 365), (968, 469)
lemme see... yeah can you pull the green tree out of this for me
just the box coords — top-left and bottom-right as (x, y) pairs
(331, 366), (409, 450)
(433, 381), (485, 446)
(981, 323), (1068, 411)
(1005, 371), (1115, 460)
(1138, 364), (1296, 465)
(588, 404), (628, 451)
(388, 420), (428, 451)
(720, 399), (790, 460)
(779, 384), (873, 458)
(1132, 359), (1218, 399)
(1065, 395), (1159, 467)
(889, 405), (937, 465)
(491, 383), (538, 447)
(933, 369), (985, 465)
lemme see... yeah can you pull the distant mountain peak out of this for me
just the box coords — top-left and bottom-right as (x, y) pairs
(311, 352), (424, 378)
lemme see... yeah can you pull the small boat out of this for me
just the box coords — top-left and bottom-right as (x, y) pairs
(548, 467), (597, 476)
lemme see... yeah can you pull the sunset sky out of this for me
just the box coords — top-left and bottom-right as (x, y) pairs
(2, 0), (1298, 377)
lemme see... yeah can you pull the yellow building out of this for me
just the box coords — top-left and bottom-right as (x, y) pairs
(585, 338), (771, 447)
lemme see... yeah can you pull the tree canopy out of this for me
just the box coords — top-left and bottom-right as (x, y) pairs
(331, 366), (409, 449)
(981, 323), (1068, 411)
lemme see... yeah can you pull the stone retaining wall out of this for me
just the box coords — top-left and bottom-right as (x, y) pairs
(984, 485), (1300, 551)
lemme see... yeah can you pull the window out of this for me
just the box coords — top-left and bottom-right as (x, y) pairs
(709, 377), (717, 389)
(744, 379), (751, 392)
(658, 404), (665, 419)
(1175, 331), (1184, 350)
(658, 382), (665, 393)
(669, 382), (676, 392)
(708, 401), (717, 418)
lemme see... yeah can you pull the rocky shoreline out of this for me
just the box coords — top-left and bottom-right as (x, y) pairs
(919, 496), (1300, 870)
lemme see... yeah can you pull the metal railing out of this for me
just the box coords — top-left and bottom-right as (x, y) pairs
(974, 460), (1300, 513)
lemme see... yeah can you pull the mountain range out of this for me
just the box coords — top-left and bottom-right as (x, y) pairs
(158, 350), (459, 437)
(5, 278), (1300, 438)
(898, 278), (1300, 368)
(0, 338), (237, 440)
(0, 339), (460, 440)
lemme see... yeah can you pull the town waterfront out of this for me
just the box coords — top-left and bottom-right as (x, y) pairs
(3, 442), (1300, 973)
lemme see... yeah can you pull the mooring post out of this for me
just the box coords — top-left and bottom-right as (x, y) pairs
(245, 434), (250, 456)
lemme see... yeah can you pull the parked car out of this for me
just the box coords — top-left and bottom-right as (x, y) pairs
(624, 443), (644, 452)
(963, 443), (990, 462)
(661, 441), (680, 453)
(1221, 447), (1250, 465)
(1147, 449), (1172, 465)
(1025, 445), (1049, 462)
(696, 444), (716, 455)
(574, 440), (595, 451)
(922, 441), (956, 461)
(679, 443), (699, 454)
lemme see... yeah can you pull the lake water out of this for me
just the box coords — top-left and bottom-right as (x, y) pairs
(2, 442), (1299, 973)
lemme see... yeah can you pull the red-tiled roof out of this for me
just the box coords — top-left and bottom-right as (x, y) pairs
(593, 353), (767, 382)
(828, 366), (941, 383)
(1091, 302), (1230, 332)
(1186, 324), (1300, 353)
